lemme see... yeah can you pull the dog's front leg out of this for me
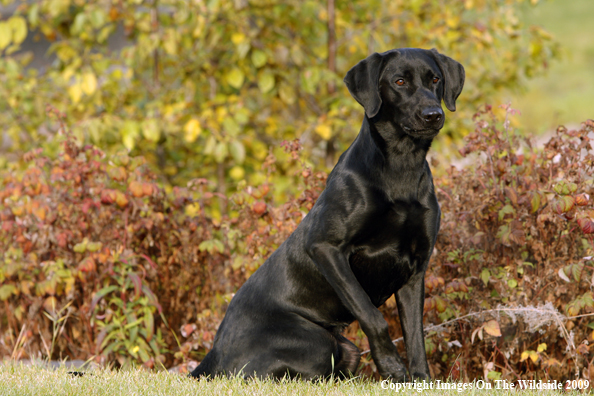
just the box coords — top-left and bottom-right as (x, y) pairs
(396, 270), (431, 380)
(306, 241), (408, 381)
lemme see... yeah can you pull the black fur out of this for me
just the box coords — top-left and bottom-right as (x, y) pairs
(190, 48), (465, 381)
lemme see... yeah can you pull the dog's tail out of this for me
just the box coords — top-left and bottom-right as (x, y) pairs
(188, 350), (219, 379)
(332, 334), (361, 377)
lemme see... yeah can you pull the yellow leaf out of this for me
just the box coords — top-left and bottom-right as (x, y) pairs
(62, 67), (75, 83)
(278, 83), (296, 105)
(184, 119), (202, 143)
(43, 296), (58, 314)
(114, 191), (129, 208)
(68, 83), (82, 104)
(520, 351), (530, 362)
(163, 28), (178, 55)
(185, 202), (200, 217)
(226, 68), (245, 89)
(81, 72), (97, 95)
(231, 32), (245, 45)
(529, 351), (539, 363)
(537, 343), (547, 352)
(0, 21), (12, 50)
(229, 166), (245, 181)
(446, 16), (459, 28)
(9, 16), (27, 45)
(315, 123), (332, 140)
(483, 320), (501, 337)
(121, 120), (139, 150)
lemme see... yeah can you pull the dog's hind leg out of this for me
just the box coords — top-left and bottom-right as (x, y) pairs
(332, 333), (361, 378)
(235, 325), (361, 381)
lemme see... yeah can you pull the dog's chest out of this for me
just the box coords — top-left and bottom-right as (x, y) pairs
(348, 200), (433, 305)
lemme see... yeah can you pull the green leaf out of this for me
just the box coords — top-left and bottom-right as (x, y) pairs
(86, 241), (102, 252)
(237, 42), (250, 58)
(251, 49), (267, 68)
(226, 68), (245, 89)
(0, 285), (17, 301)
(90, 285), (118, 312)
(71, 13), (86, 36)
(28, 4), (39, 27)
(138, 345), (150, 362)
(572, 262), (584, 282)
(203, 136), (216, 155)
(142, 119), (160, 142)
(144, 311), (154, 342)
(258, 70), (275, 93)
(498, 204), (515, 221)
(73, 238), (88, 253)
(222, 118), (240, 137)
(530, 192), (541, 213)
(89, 8), (107, 29)
(198, 240), (214, 253)
(480, 268), (490, 286)
(213, 239), (225, 253)
(213, 142), (228, 163)
(229, 140), (246, 164)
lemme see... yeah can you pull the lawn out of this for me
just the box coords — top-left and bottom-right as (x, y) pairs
(0, 362), (580, 396)
(513, 0), (594, 133)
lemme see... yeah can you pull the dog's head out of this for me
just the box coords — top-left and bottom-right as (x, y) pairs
(344, 48), (465, 138)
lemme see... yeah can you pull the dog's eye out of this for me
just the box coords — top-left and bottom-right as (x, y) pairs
(395, 79), (405, 86)
(433, 77), (440, 84)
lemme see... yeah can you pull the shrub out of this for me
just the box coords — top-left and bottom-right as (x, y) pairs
(0, 108), (228, 367)
(2, 106), (593, 382)
(423, 106), (594, 381)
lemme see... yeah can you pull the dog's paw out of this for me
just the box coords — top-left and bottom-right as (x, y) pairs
(411, 372), (431, 381)
(376, 357), (408, 382)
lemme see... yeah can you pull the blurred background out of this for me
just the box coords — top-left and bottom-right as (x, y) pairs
(2, 0), (593, 375)
(0, 0), (591, 215)
(515, 0), (593, 133)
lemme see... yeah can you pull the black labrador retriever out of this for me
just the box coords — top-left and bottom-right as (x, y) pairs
(190, 48), (464, 381)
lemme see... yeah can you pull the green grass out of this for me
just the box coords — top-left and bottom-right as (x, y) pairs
(0, 362), (578, 396)
(512, 0), (594, 133)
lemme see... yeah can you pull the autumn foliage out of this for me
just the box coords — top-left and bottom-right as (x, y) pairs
(2, 107), (594, 383)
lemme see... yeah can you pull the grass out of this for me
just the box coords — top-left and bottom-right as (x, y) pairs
(0, 362), (580, 396)
(512, 0), (594, 134)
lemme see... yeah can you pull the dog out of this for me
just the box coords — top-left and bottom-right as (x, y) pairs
(190, 48), (464, 381)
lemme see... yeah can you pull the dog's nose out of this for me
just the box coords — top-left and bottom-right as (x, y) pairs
(421, 107), (444, 124)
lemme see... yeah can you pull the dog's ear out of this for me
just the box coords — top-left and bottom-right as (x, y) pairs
(430, 49), (465, 112)
(344, 52), (385, 118)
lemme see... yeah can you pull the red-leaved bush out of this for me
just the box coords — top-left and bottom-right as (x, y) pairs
(1, 106), (594, 383)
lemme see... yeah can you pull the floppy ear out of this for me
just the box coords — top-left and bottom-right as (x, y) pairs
(343, 52), (385, 118)
(430, 49), (465, 112)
